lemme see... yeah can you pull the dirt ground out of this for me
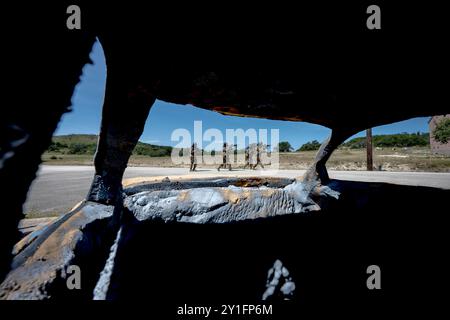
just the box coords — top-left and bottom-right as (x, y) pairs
(42, 147), (450, 172)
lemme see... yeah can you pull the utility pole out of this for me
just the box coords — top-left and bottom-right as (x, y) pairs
(366, 128), (373, 171)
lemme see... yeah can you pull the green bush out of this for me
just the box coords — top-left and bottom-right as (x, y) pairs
(278, 141), (293, 152)
(47, 141), (67, 152)
(433, 118), (450, 144)
(67, 143), (89, 154)
(298, 140), (321, 151)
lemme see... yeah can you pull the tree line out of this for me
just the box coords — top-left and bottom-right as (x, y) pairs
(277, 132), (431, 152)
(47, 135), (172, 157)
(48, 132), (434, 157)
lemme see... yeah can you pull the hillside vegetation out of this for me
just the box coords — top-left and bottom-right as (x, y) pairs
(48, 134), (172, 157)
(342, 132), (429, 149)
(297, 140), (322, 151)
(295, 133), (430, 152)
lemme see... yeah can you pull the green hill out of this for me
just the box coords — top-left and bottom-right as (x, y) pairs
(342, 132), (429, 149)
(48, 134), (172, 157)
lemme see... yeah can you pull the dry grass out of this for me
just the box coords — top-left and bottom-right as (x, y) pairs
(42, 147), (450, 172)
(281, 148), (450, 172)
(25, 210), (63, 219)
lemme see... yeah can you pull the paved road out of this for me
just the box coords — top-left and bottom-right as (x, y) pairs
(24, 165), (450, 216)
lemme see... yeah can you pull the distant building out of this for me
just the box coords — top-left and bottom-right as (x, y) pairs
(429, 114), (450, 155)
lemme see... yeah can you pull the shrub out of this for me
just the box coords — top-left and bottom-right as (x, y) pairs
(433, 118), (450, 144)
(278, 141), (293, 152)
(47, 141), (67, 152)
(67, 143), (89, 154)
(298, 140), (321, 151)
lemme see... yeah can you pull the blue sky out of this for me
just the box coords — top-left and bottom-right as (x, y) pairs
(56, 40), (431, 150)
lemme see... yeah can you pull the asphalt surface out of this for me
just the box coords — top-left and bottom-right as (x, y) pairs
(24, 165), (450, 216)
